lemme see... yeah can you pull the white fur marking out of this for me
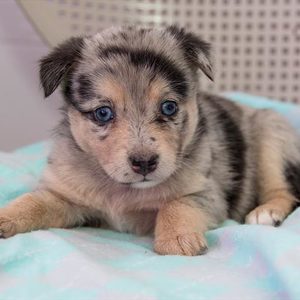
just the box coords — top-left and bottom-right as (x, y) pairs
(245, 207), (283, 226)
(257, 211), (274, 225)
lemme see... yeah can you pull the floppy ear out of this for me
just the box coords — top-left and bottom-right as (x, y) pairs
(39, 37), (84, 98)
(166, 26), (213, 81)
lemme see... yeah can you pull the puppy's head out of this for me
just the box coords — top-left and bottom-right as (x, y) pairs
(40, 26), (212, 188)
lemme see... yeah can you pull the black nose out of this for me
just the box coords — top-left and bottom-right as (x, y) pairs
(129, 154), (159, 176)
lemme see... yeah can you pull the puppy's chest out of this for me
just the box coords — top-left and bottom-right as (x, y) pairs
(99, 175), (208, 232)
(98, 188), (164, 233)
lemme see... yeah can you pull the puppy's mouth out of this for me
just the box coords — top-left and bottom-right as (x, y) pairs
(120, 177), (159, 189)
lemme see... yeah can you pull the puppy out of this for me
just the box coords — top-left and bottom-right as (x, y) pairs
(0, 26), (299, 256)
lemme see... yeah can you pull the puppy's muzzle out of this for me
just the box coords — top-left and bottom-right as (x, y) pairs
(129, 154), (159, 176)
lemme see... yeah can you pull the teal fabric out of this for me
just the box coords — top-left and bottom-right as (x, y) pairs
(224, 92), (300, 129)
(1, 93), (300, 300)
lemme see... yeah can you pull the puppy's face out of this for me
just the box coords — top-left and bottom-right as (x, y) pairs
(40, 26), (213, 188)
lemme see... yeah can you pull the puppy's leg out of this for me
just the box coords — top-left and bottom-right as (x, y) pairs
(246, 110), (299, 226)
(0, 190), (86, 238)
(154, 198), (212, 256)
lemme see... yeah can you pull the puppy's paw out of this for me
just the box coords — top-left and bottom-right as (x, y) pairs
(0, 215), (17, 238)
(245, 204), (286, 226)
(154, 232), (208, 256)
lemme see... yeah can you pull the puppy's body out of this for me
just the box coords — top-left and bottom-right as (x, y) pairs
(1, 26), (299, 255)
(42, 93), (299, 231)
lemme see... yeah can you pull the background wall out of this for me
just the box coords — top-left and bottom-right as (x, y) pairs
(0, 1), (60, 151)
(18, 0), (300, 105)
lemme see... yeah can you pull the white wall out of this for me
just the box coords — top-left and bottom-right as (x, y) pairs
(0, 0), (61, 151)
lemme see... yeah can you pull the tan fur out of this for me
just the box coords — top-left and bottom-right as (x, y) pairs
(0, 191), (87, 238)
(154, 198), (210, 256)
(147, 78), (171, 103)
(245, 110), (298, 225)
(98, 77), (126, 105)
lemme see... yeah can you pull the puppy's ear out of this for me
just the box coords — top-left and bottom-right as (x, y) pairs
(166, 26), (213, 81)
(39, 37), (84, 98)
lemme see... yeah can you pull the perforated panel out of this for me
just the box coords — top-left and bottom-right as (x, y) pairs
(18, 0), (300, 103)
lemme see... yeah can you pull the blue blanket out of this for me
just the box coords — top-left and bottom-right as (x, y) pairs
(1, 93), (300, 300)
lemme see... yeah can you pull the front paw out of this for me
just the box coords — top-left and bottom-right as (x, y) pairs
(0, 215), (17, 238)
(154, 232), (208, 256)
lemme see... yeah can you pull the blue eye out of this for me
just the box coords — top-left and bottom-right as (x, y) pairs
(161, 100), (178, 116)
(94, 106), (114, 124)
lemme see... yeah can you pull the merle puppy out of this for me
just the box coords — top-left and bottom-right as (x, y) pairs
(0, 26), (299, 255)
